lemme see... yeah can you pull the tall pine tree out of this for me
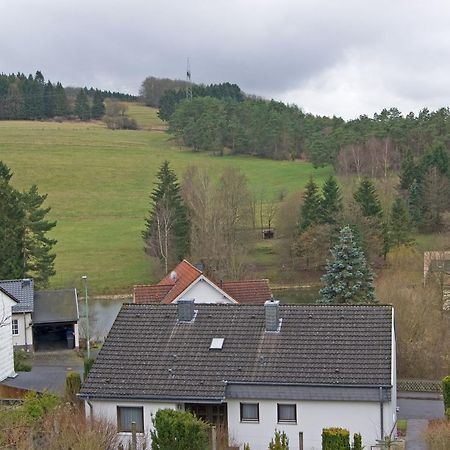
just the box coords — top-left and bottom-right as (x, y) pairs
(142, 161), (190, 273)
(0, 162), (56, 286)
(299, 177), (321, 231)
(0, 163), (25, 279)
(319, 226), (376, 304)
(387, 197), (414, 249)
(353, 178), (383, 219)
(22, 185), (57, 287)
(91, 90), (105, 119)
(319, 176), (342, 225)
(74, 89), (90, 120)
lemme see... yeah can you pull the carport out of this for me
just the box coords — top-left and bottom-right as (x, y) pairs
(32, 289), (79, 351)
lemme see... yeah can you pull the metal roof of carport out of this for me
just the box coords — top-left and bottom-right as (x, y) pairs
(33, 288), (79, 324)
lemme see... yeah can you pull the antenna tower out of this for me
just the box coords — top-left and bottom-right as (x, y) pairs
(186, 58), (192, 101)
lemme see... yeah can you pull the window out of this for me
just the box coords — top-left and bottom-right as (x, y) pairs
(240, 403), (259, 422)
(117, 406), (144, 433)
(277, 403), (297, 423)
(11, 319), (18, 336)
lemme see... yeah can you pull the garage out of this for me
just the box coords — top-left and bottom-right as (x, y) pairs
(32, 289), (79, 352)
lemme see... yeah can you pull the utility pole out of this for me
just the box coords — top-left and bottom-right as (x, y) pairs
(81, 275), (90, 359)
(186, 57), (192, 101)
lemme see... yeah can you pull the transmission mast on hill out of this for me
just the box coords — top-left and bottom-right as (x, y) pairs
(186, 58), (193, 101)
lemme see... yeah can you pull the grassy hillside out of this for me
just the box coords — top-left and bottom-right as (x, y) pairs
(0, 105), (332, 294)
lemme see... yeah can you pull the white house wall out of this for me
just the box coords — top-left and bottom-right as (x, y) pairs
(11, 312), (33, 349)
(0, 292), (16, 381)
(180, 278), (233, 304)
(88, 399), (178, 447)
(227, 398), (396, 450)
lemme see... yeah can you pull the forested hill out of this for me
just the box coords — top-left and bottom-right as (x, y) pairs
(0, 71), (137, 120)
(140, 77), (450, 178)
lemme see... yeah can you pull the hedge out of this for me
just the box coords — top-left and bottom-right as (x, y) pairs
(322, 427), (350, 450)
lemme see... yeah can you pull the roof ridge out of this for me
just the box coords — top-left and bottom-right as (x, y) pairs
(222, 279), (269, 284)
(181, 259), (203, 274)
(134, 283), (173, 288)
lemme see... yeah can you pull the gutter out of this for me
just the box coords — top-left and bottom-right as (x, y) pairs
(379, 386), (384, 440)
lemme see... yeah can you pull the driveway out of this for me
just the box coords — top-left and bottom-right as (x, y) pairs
(1, 350), (84, 395)
(397, 392), (445, 450)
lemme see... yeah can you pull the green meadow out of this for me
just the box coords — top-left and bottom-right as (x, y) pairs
(0, 105), (331, 294)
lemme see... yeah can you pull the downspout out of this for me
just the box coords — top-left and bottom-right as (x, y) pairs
(379, 386), (384, 440)
(86, 396), (93, 421)
(23, 312), (28, 350)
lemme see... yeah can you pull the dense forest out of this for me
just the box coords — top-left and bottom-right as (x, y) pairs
(0, 71), (137, 120)
(140, 75), (450, 233)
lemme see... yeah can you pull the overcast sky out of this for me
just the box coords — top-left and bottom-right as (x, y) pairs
(2, 0), (450, 119)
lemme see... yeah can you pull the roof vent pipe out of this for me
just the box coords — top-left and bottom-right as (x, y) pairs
(264, 299), (280, 332)
(177, 298), (195, 322)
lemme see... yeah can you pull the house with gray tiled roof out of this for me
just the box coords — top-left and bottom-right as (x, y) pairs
(0, 279), (34, 350)
(134, 259), (273, 305)
(80, 300), (397, 450)
(0, 279), (80, 352)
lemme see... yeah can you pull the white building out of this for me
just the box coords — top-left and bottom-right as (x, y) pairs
(0, 279), (80, 352)
(134, 259), (273, 305)
(0, 286), (18, 382)
(81, 301), (397, 450)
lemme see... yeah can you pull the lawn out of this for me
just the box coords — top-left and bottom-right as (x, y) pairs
(0, 105), (331, 294)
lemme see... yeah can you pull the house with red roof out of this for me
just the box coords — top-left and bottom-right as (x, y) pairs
(134, 260), (272, 305)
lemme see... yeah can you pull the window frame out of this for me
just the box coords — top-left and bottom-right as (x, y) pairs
(116, 406), (144, 433)
(277, 403), (297, 424)
(11, 319), (19, 336)
(240, 402), (259, 423)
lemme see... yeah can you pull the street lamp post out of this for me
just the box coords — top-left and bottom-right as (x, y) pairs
(81, 275), (90, 359)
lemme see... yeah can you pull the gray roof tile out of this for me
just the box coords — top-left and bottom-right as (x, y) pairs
(0, 279), (34, 313)
(80, 304), (393, 401)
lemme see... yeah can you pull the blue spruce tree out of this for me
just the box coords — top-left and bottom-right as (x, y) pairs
(319, 226), (376, 304)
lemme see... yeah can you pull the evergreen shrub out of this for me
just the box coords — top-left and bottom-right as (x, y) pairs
(322, 427), (350, 450)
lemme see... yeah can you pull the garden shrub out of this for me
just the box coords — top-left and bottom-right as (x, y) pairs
(150, 408), (209, 450)
(269, 429), (289, 449)
(14, 350), (32, 372)
(65, 371), (81, 403)
(442, 376), (450, 415)
(352, 432), (362, 450)
(22, 391), (60, 422)
(322, 427), (350, 450)
(424, 419), (450, 450)
(83, 357), (95, 380)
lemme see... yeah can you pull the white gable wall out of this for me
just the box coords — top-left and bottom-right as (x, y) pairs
(0, 292), (17, 381)
(227, 398), (396, 450)
(88, 399), (178, 447)
(177, 278), (234, 304)
(11, 312), (33, 349)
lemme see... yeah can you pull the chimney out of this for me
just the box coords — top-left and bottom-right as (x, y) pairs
(177, 299), (195, 322)
(264, 299), (280, 332)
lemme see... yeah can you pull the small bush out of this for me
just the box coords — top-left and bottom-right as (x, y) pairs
(442, 376), (450, 413)
(104, 115), (138, 130)
(150, 409), (209, 450)
(65, 371), (81, 403)
(424, 419), (450, 450)
(22, 391), (60, 422)
(269, 429), (289, 450)
(352, 432), (362, 450)
(83, 357), (95, 380)
(322, 427), (350, 450)
(243, 444), (251, 450)
(14, 350), (32, 372)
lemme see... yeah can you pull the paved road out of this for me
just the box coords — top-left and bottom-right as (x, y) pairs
(398, 392), (445, 419)
(1, 350), (83, 395)
(398, 392), (445, 450)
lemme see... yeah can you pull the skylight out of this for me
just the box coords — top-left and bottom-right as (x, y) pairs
(210, 338), (224, 350)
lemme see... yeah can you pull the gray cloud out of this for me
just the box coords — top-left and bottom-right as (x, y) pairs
(1, 0), (450, 118)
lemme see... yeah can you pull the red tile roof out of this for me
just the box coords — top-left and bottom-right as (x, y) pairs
(133, 284), (173, 304)
(134, 260), (202, 304)
(220, 279), (272, 304)
(133, 260), (272, 305)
